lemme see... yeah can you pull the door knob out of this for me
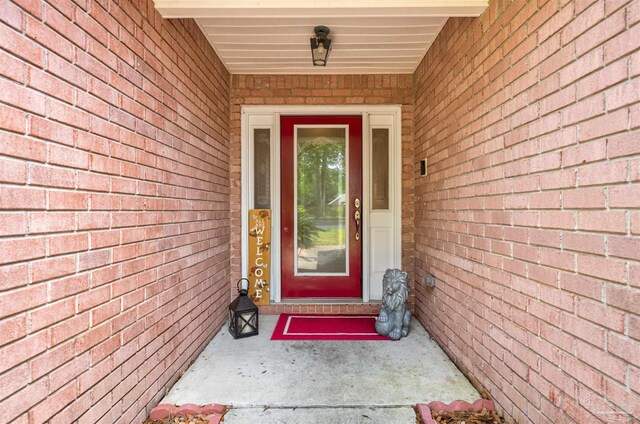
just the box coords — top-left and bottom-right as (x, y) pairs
(354, 210), (361, 241)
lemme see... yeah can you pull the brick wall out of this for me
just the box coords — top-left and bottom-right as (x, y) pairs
(0, 0), (230, 421)
(229, 75), (415, 311)
(413, 0), (639, 423)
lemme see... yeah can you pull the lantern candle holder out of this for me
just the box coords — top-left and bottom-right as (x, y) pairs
(228, 278), (259, 339)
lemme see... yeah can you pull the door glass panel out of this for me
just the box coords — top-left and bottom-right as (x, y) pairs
(372, 128), (389, 210)
(296, 127), (347, 275)
(254, 128), (271, 209)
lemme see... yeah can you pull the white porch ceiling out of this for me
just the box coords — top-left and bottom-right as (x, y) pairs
(154, 1), (488, 74)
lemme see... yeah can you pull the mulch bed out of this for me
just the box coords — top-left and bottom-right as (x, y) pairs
(430, 408), (504, 424)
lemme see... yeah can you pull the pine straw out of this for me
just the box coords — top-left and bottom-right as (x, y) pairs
(144, 416), (211, 424)
(431, 408), (504, 424)
(144, 410), (227, 424)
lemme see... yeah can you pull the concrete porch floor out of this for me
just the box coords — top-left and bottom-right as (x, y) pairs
(162, 315), (480, 423)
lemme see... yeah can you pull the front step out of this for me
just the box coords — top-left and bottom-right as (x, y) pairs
(224, 406), (416, 423)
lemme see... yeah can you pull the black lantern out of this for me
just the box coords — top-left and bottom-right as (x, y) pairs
(228, 278), (259, 339)
(310, 25), (332, 66)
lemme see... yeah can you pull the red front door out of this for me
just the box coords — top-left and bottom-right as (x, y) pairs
(281, 116), (362, 298)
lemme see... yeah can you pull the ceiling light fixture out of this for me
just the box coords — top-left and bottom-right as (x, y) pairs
(310, 25), (332, 67)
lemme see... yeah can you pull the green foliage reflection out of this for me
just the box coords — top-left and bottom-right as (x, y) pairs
(297, 132), (346, 249)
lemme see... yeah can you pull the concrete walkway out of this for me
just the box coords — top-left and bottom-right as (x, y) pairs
(162, 315), (479, 423)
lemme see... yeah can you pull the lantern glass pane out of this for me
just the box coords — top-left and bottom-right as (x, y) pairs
(240, 311), (257, 334)
(229, 309), (236, 335)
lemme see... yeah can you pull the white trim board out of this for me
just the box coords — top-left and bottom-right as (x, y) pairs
(155, 1), (488, 75)
(241, 105), (402, 302)
(156, 2), (488, 18)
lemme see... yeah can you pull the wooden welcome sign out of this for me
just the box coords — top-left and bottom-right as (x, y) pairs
(248, 209), (271, 305)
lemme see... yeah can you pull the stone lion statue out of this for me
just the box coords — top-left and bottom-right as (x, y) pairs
(375, 268), (411, 340)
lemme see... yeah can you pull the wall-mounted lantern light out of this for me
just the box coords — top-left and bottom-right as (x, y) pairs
(310, 25), (332, 66)
(228, 278), (259, 339)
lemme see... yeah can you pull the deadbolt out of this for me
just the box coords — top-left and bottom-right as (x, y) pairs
(354, 198), (360, 208)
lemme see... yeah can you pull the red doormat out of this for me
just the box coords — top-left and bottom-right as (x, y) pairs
(271, 313), (391, 340)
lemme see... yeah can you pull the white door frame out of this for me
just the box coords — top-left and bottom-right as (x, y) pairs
(240, 105), (402, 302)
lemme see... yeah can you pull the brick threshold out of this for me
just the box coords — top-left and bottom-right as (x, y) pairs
(258, 301), (382, 314)
(279, 298), (382, 304)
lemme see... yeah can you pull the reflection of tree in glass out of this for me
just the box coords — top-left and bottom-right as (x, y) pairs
(297, 137), (345, 218)
(297, 205), (321, 249)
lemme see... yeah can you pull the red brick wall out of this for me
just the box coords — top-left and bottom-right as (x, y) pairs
(229, 75), (415, 311)
(0, 0), (230, 421)
(413, 1), (640, 422)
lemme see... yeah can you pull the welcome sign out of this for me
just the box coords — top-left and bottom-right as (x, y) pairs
(248, 209), (271, 305)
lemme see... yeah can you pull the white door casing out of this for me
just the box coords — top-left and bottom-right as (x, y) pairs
(240, 105), (402, 302)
